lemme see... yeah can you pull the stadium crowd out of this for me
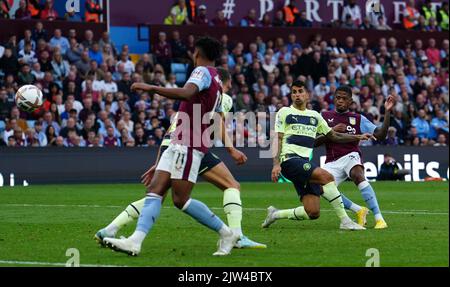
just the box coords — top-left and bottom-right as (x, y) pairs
(161, 0), (449, 32)
(0, 0), (103, 22)
(0, 14), (449, 147)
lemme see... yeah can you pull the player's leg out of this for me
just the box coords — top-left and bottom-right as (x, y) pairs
(103, 145), (175, 255)
(310, 167), (364, 230)
(201, 160), (266, 249)
(264, 193), (320, 226)
(323, 159), (364, 214)
(103, 170), (171, 255)
(349, 165), (387, 229)
(95, 148), (168, 242)
(95, 197), (144, 243)
(95, 192), (170, 244)
(262, 158), (319, 228)
(170, 147), (238, 256)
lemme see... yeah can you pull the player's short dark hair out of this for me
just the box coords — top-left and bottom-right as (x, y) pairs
(195, 36), (223, 62)
(216, 67), (231, 83)
(292, 80), (306, 89)
(335, 85), (353, 98)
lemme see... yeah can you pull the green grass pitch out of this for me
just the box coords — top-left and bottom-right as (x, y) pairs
(0, 181), (448, 267)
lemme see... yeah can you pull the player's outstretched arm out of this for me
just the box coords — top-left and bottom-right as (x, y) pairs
(131, 82), (198, 101)
(373, 95), (395, 141)
(325, 130), (376, 143)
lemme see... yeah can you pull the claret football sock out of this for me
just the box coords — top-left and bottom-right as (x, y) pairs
(274, 206), (310, 220)
(223, 188), (243, 236)
(322, 182), (348, 220)
(182, 198), (226, 232)
(105, 198), (145, 236)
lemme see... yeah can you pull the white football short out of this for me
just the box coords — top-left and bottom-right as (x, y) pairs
(323, 152), (364, 186)
(156, 144), (204, 183)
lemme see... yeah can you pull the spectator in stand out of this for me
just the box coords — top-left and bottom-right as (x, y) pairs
(116, 51), (135, 75)
(294, 11), (312, 27)
(261, 13), (272, 27)
(49, 29), (70, 55)
(383, 126), (399, 146)
(240, 9), (258, 27)
(85, 0), (103, 23)
(420, 0), (437, 26)
(40, 0), (58, 21)
(103, 126), (120, 147)
(412, 109), (430, 138)
(99, 32), (118, 58)
(341, 0), (362, 27)
(283, 0), (299, 26)
(403, 0), (420, 30)
(426, 38), (441, 66)
(89, 42), (103, 66)
(51, 51), (70, 88)
(32, 21), (47, 42)
(314, 77), (330, 97)
(375, 15), (392, 30)
(65, 8), (82, 22)
(0, 0), (10, 19)
(434, 134), (448, 146)
(18, 42), (37, 66)
(154, 32), (171, 73)
(169, 30), (187, 63)
(133, 126), (147, 147)
(28, 0), (42, 19)
(164, 0), (190, 25)
(18, 29), (36, 52)
(273, 10), (286, 27)
(436, 1), (449, 31)
(342, 14), (357, 29)
(18, 63), (35, 85)
(15, 0), (31, 20)
(211, 9), (231, 27)
(194, 4), (208, 25)
(359, 16), (374, 30)
(429, 109), (449, 139)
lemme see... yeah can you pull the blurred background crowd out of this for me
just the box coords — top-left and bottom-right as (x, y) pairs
(0, 0), (448, 148)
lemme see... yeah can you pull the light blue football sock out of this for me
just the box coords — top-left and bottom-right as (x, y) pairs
(341, 193), (362, 213)
(136, 193), (162, 234)
(182, 198), (225, 232)
(359, 181), (383, 220)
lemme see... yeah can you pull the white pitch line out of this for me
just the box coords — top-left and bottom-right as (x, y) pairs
(0, 203), (448, 216)
(0, 260), (126, 267)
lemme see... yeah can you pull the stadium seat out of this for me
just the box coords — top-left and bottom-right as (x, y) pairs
(171, 63), (188, 86)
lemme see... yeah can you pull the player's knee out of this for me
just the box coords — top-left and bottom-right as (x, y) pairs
(321, 171), (335, 184)
(228, 179), (240, 191)
(171, 193), (189, 210)
(352, 174), (366, 185)
(172, 197), (186, 210)
(305, 207), (320, 220)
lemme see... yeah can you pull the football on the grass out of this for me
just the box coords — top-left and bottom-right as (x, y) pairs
(15, 85), (43, 113)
